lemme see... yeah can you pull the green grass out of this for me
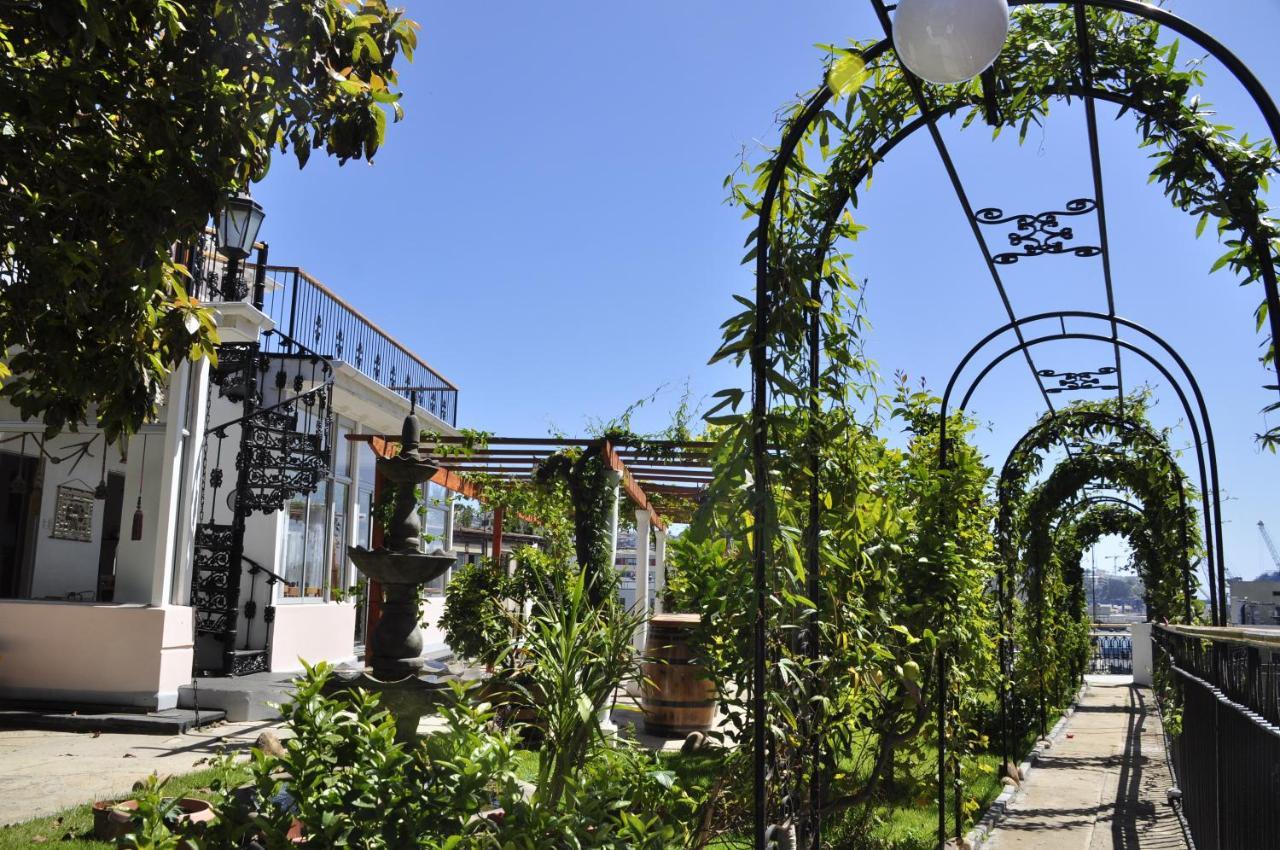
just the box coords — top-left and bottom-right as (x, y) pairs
(0, 764), (249, 850)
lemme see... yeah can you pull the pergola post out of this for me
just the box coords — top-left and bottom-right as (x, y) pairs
(633, 508), (652, 652)
(605, 468), (623, 587)
(654, 526), (668, 615)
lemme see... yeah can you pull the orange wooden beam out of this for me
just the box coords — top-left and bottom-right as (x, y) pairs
(600, 440), (667, 532)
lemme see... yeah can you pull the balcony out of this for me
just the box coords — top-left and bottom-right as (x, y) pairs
(178, 233), (458, 427)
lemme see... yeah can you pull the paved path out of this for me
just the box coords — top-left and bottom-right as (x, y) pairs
(0, 719), (281, 825)
(986, 676), (1188, 850)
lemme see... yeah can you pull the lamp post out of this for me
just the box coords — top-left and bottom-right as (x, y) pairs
(215, 190), (266, 303)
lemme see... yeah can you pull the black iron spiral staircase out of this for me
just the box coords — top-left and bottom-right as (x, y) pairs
(191, 329), (335, 676)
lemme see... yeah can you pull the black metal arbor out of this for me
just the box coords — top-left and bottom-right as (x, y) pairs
(745, 2), (1280, 848)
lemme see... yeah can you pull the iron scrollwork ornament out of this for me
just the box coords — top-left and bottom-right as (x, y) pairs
(1038, 366), (1119, 394)
(974, 198), (1101, 264)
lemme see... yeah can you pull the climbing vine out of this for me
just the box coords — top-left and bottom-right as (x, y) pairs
(697, 5), (1251, 842)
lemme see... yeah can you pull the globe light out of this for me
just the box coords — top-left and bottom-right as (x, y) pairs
(892, 0), (1010, 85)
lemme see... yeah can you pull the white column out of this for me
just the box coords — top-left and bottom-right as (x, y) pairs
(1131, 623), (1153, 686)
(600, 469), (624, 736)
(148, 361), (195, 607)
(633, 509), (651, 653)
(169, 356), (212, 606)
(654, 527), (668, 615)
(605, 468), (622, 571)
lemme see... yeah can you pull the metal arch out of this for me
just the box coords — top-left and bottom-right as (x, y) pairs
(938, 309), (1225, 621)
(1050, 492), (1191, 623)
(993, 408), (1199, 621)
(944, 326), (1225, 623)
(749, 4), (1280, 847)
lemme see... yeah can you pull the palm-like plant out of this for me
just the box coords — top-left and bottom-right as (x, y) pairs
(508, 567), (645, 810)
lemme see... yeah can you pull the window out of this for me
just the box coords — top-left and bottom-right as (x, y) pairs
(422, 482), (451, 595)
(281, 416), (360, 602)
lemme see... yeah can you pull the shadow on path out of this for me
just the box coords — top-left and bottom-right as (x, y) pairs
(986, 678), (1187, 850)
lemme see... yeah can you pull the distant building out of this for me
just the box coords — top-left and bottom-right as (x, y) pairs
(615, 528), (656, 612)
(1228, 578), (1280, 626)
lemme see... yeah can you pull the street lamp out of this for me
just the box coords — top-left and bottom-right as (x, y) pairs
(892, 0), (1010, 85)
(215, 190), (266, 301)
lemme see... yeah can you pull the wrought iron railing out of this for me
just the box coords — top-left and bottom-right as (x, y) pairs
(179, 232), (458, 426)
(1154, 625), (1280, 850)
(1089, 627), (1133, 674)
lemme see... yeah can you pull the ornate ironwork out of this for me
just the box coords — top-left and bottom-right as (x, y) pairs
(193, 523), (238, 636)
(210, 343), (259, 396)
(1038, 366), (1118, 393)
(228, 650), (270, 676)
(973, 198), (1101, 264)
(50, 485), (95, 541)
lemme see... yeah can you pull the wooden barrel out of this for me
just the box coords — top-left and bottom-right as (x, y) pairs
(641, 613), (716, 737)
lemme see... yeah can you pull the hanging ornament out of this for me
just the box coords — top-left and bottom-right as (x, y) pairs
(94, 437), (109, 500)
(131, 434), (148, 541)
(10, 433), (27, 495)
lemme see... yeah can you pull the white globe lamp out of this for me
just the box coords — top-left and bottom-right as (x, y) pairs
(892, 0), (1010, 85)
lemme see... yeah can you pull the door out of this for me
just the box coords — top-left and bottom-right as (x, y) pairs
(95, 473), (126, 601)
(0, 451), (37, 599)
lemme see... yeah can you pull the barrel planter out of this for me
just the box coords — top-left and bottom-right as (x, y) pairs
(641, 613), (717, 737)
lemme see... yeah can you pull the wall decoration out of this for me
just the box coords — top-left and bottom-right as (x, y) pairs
(51, 484), (95, 541)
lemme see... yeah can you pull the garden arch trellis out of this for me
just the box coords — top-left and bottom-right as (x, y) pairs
(998, 415), (1197, 622)
(937, 310), (1220, 620)
(743, 2), (1280, 848)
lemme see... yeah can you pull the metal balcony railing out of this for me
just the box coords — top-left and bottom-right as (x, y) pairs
(178, 232), (458, 426)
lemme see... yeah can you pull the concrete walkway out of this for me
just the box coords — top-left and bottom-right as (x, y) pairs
(0, 719), (280, 825)
(986, 676), (1188, 850)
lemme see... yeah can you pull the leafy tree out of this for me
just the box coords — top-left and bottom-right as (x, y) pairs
(0, 1), (418, 440)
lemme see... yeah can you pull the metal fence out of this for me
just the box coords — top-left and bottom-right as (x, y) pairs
(1154, 625), (1280, 849)
(1089, 628), (1134, 674)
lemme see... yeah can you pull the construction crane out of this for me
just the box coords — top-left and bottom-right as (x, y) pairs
(1258, 521), (1280, 570)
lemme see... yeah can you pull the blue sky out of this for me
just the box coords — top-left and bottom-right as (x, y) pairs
(252, 1), (1280, 583)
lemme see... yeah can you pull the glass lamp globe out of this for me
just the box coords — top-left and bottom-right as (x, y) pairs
(892, 0), (1010, 85)
(216, 190), (266, 259)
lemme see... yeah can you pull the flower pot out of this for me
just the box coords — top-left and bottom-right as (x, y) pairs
(91, 797), (214, 842)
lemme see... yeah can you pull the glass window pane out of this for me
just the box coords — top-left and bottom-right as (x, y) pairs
(283, 495), (306, 598)
(334, 423), (352, 479)
(330, 482), (348, 595)
(356, 488), (373, 550)
(303, 481), (328, 598)
(357, 444), (375, 491)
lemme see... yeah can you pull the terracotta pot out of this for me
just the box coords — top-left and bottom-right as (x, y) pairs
(91, 797), (214, 842)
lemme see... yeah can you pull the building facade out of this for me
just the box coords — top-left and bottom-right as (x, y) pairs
(1228, 578), (1280, 626)
(0, 235), (460, 710)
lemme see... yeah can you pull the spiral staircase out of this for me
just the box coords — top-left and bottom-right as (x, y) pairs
(191, 331), (334, 676)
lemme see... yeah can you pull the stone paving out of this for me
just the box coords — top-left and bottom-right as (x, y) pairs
(985, 676), (1189, 850)
(0, 719), (281, 826)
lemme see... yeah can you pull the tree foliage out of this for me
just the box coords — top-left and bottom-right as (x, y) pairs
(0, 1), (418, 440)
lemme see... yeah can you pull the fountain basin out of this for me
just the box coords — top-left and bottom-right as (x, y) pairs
(347, 548), (455, 586)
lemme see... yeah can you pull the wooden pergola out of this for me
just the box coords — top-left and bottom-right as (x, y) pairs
(346, 433), (715, 651)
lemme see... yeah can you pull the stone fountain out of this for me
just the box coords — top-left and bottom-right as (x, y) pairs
(324, 411), (456, 742)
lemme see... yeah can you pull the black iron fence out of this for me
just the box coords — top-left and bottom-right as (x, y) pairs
(1089, 628), (1133, 674)
(1154, 625), (1280, 849)
(179, 232), (458, 426)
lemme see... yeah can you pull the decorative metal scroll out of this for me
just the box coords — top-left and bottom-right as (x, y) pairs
(192, 523), (237, 635)
(974, 199), (1101, 264)
(50, 484), (95, 541)
(1038, 366), (1118, 393)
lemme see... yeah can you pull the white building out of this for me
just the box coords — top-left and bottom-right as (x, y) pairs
(0, 235), (460, 711)
(1229, 578), (1280, 626)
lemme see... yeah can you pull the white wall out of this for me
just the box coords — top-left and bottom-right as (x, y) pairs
(269, 602), (357, 672)
(0, 601), (192, 709)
